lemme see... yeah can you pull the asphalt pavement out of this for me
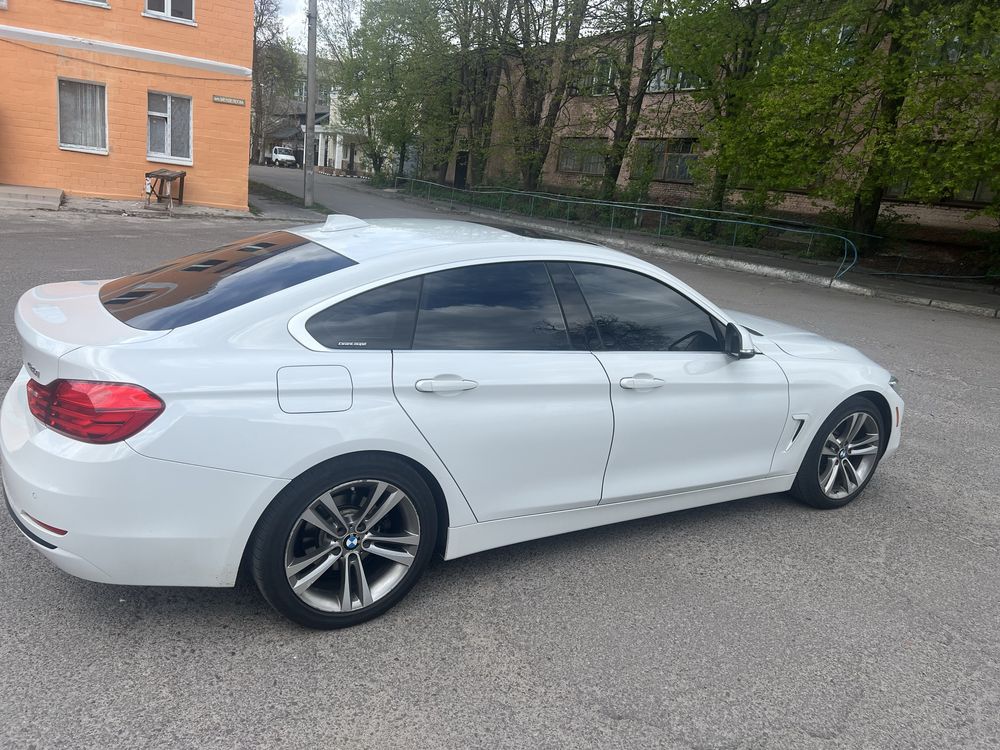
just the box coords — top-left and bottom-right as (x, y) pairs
(0, 201), (998, 749)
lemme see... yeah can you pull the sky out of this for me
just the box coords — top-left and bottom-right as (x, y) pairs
(280, 0), (308, 43)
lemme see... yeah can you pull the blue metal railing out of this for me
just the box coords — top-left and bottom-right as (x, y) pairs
(392, 176), (859, 281)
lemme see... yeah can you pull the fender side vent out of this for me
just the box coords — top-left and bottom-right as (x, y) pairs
(785, 415), (808, 452)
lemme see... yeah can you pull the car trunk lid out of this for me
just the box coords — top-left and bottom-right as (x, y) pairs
(16, 281), (169, 384)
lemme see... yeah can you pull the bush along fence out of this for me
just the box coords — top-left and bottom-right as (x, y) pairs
(392, 177), (865, 281)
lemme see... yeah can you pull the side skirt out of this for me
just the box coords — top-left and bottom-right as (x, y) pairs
(443, 475), (795, 560)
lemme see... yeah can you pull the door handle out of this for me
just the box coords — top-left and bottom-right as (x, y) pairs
(620, 374), (665, 390)
(415, 377), (479, 393)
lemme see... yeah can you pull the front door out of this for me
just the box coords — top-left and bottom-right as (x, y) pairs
(564, 262), (789, 503)
(392, 261), (613, 522)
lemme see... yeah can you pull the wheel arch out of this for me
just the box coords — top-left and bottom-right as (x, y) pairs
(237, 450), (453, 583)
(854, 389), (893, 446)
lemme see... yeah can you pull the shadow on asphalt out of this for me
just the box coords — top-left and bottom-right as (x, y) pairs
(49, 491), (798, 633)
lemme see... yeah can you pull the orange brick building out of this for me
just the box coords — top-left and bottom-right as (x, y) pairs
(0, 0), (252, 210)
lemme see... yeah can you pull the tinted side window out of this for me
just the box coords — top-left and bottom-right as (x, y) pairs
(306, 277), (421, 349)
(570, 263), (722, 352)
(413, 262), (570, 350)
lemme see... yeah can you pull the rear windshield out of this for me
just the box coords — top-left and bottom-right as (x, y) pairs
(100, 231), (355, 330)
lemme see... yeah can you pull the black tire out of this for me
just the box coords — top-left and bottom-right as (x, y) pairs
(791, 396), (886, 510)
(251, 455), (437, 629)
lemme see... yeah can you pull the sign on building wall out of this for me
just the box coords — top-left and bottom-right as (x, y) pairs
(212, 95), (245, 107)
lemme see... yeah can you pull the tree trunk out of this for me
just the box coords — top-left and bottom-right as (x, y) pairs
(397, 142), (407, 176)
(710, 170), (729, 210)
(601, 144), (627, 200)
(513, 0), (590, 192)
(849, 190), (888, 249)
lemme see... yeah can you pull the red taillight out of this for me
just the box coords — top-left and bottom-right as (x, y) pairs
(26, 379), (164, 444)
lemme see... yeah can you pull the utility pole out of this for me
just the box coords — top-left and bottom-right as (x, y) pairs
(303, 0), (317, 207)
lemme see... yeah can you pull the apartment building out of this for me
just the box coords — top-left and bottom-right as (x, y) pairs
(464, 27), (994, 235)
(0, 0), (252, 209)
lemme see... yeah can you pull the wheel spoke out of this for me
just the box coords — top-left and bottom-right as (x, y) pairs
(350, 554), (374, 607)
(286, 544), (337, 577)
(365, 531), (420, 547)
(821, 460), (839, 494)
(844, 413), (865, 443)
(849, 433), (878, 448)
(361, 489), (406, 529)
(822, 440), (839, 457)
(290, 550), (340, 594)
(365, 542), (415, 567)
(842, 459), (860, 490)
(357, 481), (389, 523)
(339, 556), (353, 611)
(848, 445), (878, 456)
(301, 507), (340, 537)
(316, 492), (351, 532)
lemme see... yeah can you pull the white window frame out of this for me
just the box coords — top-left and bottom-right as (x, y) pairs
(147, 91), (193, 166)
(57, 78), (109, 155)
(648, 56), (701, 93)
(142, 0), (196, 26)
(61, 0), (111, 8)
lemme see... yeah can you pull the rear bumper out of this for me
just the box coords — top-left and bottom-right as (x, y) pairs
(1, 370), (288, 587)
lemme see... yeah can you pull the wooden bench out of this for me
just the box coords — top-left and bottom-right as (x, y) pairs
(145, 169), (186, 213)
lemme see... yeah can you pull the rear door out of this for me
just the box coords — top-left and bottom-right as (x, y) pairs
(564, 262), (789, 503)
(391, 261), (614, 522)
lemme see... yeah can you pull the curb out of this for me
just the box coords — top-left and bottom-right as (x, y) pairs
(1, 202), (313, 223)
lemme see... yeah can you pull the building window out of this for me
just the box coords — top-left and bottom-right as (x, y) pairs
(887, 179), (994, 206)
(558, 138), (606, 175)
(637, 139), (699, 182)
(58, 79), (107, 153)
(647, 55), (702, 93)
(573, 57), (616, 97)
(145, 0), (193, 22)
(147, 92), (192, 163)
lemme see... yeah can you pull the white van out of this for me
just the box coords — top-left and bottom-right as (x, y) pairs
(269, 146), (297, 168)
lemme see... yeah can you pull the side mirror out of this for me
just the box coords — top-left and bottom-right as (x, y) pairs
(725, 322), (756, 359)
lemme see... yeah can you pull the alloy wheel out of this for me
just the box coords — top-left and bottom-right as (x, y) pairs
(284, 480), (421, 613)
(817, 412), (880, 500)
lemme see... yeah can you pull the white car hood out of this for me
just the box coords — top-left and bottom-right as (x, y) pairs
(726, 310), (871, 363)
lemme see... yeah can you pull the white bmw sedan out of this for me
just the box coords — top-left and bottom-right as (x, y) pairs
(1, 216), (903, 628)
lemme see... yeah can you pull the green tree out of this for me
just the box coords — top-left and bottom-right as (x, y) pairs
(736, 0), (1000, 237)
(499, 0), (593, 190)
(322, 0), (457, 176)
(440, 0), (517, 186)
(577, 0), (665, 199)
(657, 0), (791, 209)
(251, 0), (300, 164)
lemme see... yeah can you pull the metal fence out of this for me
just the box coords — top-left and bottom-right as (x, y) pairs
(392, 177), (863, 281)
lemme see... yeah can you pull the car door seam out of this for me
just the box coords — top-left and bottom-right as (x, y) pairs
(588, 351), (616, 505)
(389, 349), (481, 523)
